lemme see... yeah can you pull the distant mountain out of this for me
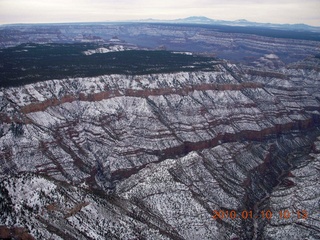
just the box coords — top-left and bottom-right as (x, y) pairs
(175, 16), (219, 24)
(136, 16), (320, 32)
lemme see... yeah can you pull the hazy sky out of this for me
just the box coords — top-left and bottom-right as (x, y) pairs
(0, 0), (319, 26)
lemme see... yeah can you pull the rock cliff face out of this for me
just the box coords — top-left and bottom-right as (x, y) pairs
(1, 23), (319, 64)
(0, 55), (320, 239)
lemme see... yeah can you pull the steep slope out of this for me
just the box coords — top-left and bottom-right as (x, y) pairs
(0, 56), (320, 239)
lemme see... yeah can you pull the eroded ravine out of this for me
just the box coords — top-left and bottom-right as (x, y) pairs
(1, 56), (320, 239)
(239, 131), (319, 239)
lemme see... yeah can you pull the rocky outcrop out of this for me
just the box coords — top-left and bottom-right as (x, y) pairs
(0, 226), (35, 240)
(0, 57), (320, 239)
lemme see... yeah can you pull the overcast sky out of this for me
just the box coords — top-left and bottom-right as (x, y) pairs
(0, 0), (319, 26)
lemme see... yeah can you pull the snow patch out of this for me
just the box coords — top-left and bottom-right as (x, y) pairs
(265, 54), (279, 59)
(83, 45), (133, 55)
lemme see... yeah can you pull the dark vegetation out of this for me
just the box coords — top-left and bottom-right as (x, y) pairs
(10, 123), (24, 137)
(0, 43), (217, 87)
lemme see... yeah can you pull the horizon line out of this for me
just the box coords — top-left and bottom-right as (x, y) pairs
(0, 16), (319, 28)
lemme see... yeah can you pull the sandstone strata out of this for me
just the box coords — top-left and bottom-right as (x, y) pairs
(0, 57), (320, 239)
